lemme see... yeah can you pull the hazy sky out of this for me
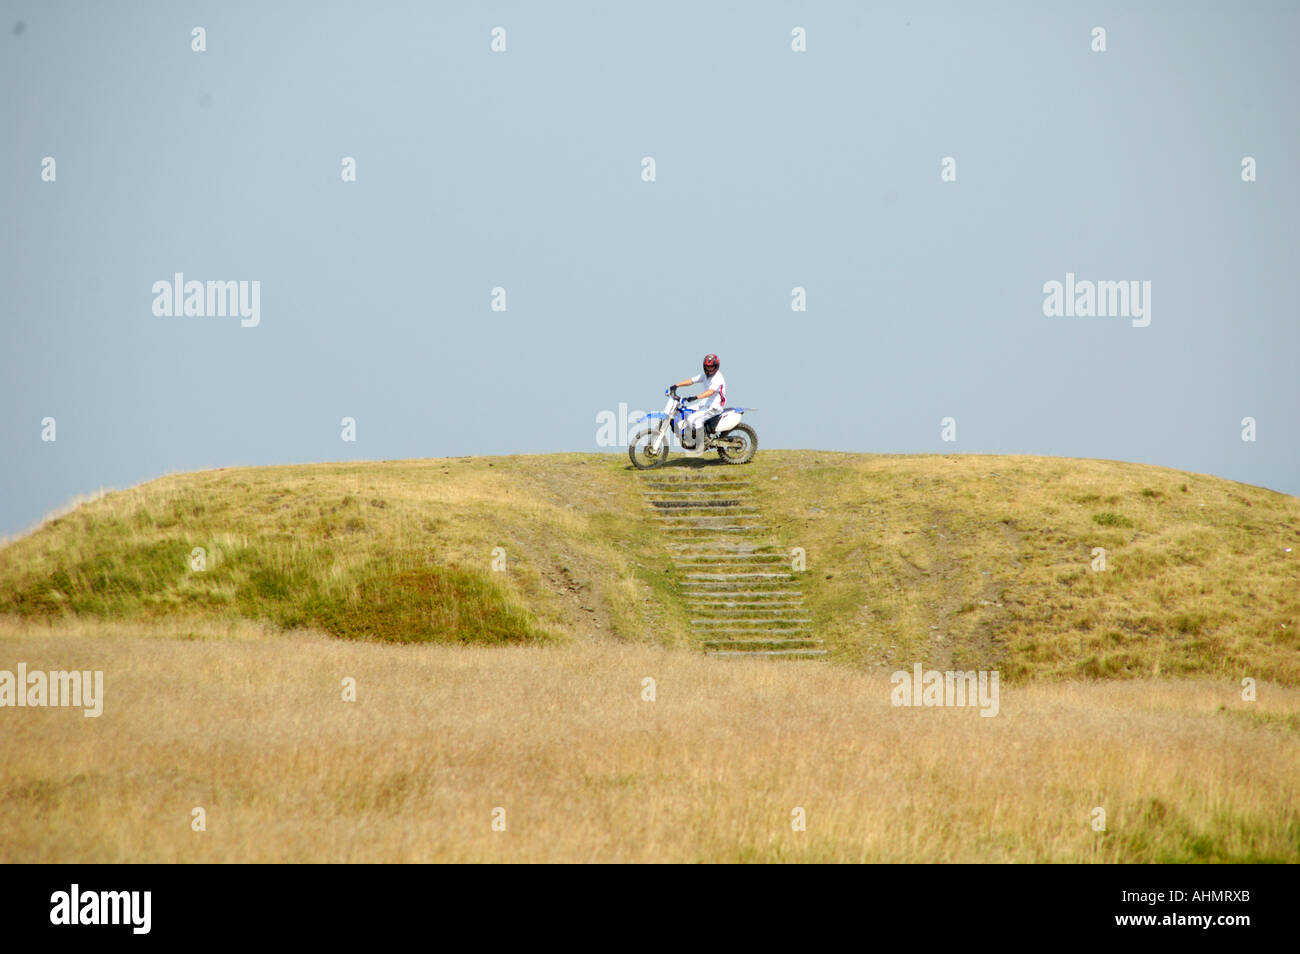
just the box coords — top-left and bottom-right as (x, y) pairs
(3, 1), (1297, 537)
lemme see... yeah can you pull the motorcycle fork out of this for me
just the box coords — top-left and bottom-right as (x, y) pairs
(651, 419), (672, 453)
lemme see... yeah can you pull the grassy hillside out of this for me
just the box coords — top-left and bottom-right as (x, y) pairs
(1, 452), (1297, 684)
(0, 455), (661, 649)
(762, 453), (1300, 685)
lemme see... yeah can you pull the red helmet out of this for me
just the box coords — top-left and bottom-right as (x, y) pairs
(703, 353), (720, 376)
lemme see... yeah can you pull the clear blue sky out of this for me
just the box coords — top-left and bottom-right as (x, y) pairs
(3, 1), (1297, 537)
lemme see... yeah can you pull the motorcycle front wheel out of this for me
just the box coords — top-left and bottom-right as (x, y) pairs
(716, 423), (757, 465)
(628, 428), (670, 469)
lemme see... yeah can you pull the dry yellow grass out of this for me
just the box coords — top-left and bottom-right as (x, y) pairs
(2, 619), (1295, 863)
(2, 453), (1296, 862)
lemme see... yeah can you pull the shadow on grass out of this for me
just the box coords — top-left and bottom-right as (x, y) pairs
(623, 457), (733, 472)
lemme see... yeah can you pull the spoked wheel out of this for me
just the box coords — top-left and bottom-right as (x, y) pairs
(628, 428), (669, 469)
(716, 423), (757, 465)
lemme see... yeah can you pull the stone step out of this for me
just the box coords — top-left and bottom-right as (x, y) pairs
(707, 649), (828, 658)
(646, 490), (756, 498)
(660, 521), (763, 527)
(702, 638), (824, 648)
(681, 588), (801, 597)
(643, 494), (755, 502)
(681, 564), (790, 571)
(649, 501), (755, 510)
(690, 618), (812, 626)
(665, 543), (781, 552)
(688, 615), (810, 623)
(685, 589), (798, 597)
(672, 552), (785, 560)
(678, 577), (795, 584)
(677, 566), (791, 574)
(689, 591), (804, 598)
(691, 600), (805, 609)
(683, 572), (795, 580)
(684, 605), (805, 613)
(691, 608), (800, 616)
(681, 571), (790, 579)
(689, 611), (811, 619)
(645, 494), (754, 500)
(665, 553), (774, 561)
(689, 607), (810, 616)
(670, 553), (780, 561)
(654, 511), (761, 519)
(640, 478), (751, 485)
(694, 617), (809, 623)
(686, 621), (806, 629)
(655, 513), (763, 519)
(689, 625), (811, 635)
(679, 571), (790, 578)
(676, 565), (788, 573)
(672, 547), (783, 555)
(656, 515), (762, 522)
(693, 612), (806, 620)
(644, 501), (759, 509)
(643, 489), (755, 495)
(678, 587), (803, 596)
(687, 611), (805, 618)
(687, 606), (805, 613)
(644, 489), (753, 495)
(660, 526), (760, 534)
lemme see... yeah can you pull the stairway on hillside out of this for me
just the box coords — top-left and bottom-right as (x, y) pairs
(638, 471), (825, 658)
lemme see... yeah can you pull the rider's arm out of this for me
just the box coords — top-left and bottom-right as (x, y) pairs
(672, 381), (714, 400)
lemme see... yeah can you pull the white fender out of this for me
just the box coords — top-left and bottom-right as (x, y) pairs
(715, 410), (742, 432)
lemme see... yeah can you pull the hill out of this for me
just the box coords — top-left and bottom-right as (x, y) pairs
(2, 451), (1296, 684)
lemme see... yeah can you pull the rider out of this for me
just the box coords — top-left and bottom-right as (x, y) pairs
(670, 353), (726, 446)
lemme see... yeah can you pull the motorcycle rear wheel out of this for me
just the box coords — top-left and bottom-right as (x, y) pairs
(716, 423), (757, 465)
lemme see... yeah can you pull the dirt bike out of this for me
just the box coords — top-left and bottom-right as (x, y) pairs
(627, 386), (758, 469)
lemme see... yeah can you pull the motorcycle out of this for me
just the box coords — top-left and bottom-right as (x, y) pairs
(627, 386), (758, 469)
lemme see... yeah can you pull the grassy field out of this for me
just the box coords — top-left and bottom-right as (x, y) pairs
(2, 619), (1295, 863)
(1, 451), (1297, 862)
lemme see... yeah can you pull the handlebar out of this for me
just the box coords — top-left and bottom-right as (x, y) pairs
(664, 386), (699, 403)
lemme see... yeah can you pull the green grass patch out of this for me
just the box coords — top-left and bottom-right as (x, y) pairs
(304, 560), (549, 644)
(1092, 512), (1134, 528)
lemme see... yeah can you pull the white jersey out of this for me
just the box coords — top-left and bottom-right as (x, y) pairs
(689, 371), (726, 412)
